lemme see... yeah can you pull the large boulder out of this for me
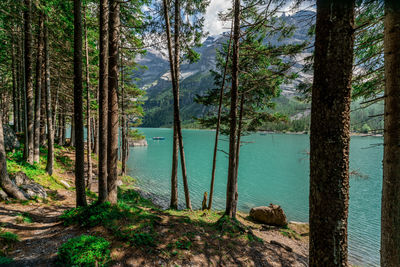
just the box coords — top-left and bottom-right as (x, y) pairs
(250, 204), (287, 226)
(20, 183), (47, 199)
(10, 172), (47, 199)
(3, 124), (20, 151)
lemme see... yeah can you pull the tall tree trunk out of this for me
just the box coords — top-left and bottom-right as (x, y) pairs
(381, 1), (400, 266)
(174, 0), (192, 210)
(107, 0), (120, 204)
(40, 71), (46, 147)
(92, 117), (97, 154)
(309, 1), (355, 266)
(53, 74), (60, 135)
(208, 25), (233, 210)
(98, 0), (109, 204)
(162, 0), (192, 210)
(74, 0), (87, 207)
(83, 4), (93, 190)
(24, 0), (34, 164)
(11, 35), (18, 132)
(233, 94), (244, 216)
(16, 41), (22, 133)
(34, 13), (44, 163)
(70, 116), (75, 146)
(170, 127), (178, 209)
(0, 111), (27, 200)
(57, 113), (62, 145)
(61, 113), (66, 145)
(120, 52), (126, 176)
(225, 0), (240, 219)
(44, 17), (54, 176)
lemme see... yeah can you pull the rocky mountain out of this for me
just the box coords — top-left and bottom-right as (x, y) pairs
(135, 10), (315, 127)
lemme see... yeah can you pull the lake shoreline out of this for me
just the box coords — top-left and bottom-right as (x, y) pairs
(137, 127), (383, 137)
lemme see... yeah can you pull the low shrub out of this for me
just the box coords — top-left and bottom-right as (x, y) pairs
(57, 235), (110, 267)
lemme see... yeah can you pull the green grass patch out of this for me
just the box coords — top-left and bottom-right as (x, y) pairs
(0, 255), (13, 264)
(57, 235), (110, 267)
(279, 227), (301, 240)
(16, 212), (33, 224)
(5, 146), (70, 190)
(61, 189), (160, 248)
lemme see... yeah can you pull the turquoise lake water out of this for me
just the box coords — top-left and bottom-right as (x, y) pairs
(127, 128), (382, 267)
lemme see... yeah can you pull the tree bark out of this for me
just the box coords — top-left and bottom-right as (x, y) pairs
(381, 1), (400, 266)
(208, 25), (233, 210)
(98, 0), (109, 204)
(34, 13), (44, 163)
(83, 4), (93, 190)
(225, 0), (240, 219)
(0, 111), (27, 200)
(107, 0), (120, 204)
(73, 0), (87, 207)
(24, 0), (34, 164)
(44, 17), (54, 176)
(309, 1), (355, 266)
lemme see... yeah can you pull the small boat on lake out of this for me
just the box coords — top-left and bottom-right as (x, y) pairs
(152, 137), (165, 140)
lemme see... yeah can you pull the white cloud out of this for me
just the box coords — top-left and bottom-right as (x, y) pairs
(204, 0), (232, 36)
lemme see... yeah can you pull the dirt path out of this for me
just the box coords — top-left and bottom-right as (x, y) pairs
(0, 190), (84, 266)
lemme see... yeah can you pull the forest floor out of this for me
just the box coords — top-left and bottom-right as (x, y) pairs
(0, 146), (309, 267)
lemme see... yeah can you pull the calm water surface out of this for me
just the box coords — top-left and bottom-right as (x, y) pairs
(127, 128), (382, 267)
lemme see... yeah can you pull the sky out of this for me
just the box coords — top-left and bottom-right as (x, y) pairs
(204, 0), (232, 36)
(203, 0), (315, 36)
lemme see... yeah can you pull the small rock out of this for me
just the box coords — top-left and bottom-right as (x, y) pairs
(60, 180), (71, 188)
(194, 236), (201, 241)
(250, 203), (288, 226)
